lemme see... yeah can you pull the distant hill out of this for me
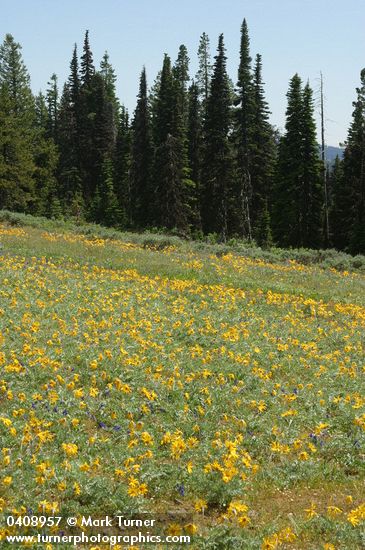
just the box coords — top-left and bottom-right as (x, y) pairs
(323, 145), (345, 164)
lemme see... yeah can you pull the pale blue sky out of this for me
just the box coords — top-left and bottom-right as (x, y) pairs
(2, 0), (365, 145)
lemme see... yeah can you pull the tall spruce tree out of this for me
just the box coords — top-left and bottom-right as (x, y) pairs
(196, 32), (212, 116)
(100, 51), (119, 138)
(274, 75), (322, 248)
(0, 34), (36, 210)
(77, 33), (116, 207)
(130, 67), (153, 228)
(233, 18), (255, 239)
(201, 34), (233, 240)
(301, 82), (323, 247)
(69, 45), (80, 106)
(274, 74), (304, 246)
(338, 69), (365, 253)
(80, 30), (95, 87)
(251, 54), (275, 238)
(152, 54), (190, 232)
(57, 47), (82, 212)
(173, 45), (190, 126)
(187, 81), (202, 230)
(113, 106), (130, 225)
(46, 73), (59, 141)
(96, 155), (122, 227)
(33, 92), (59, 216)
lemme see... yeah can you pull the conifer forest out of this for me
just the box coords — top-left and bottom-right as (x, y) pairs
(0, 21), (364, 254)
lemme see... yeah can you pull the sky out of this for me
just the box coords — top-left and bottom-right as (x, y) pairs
(2, 0), (365, 146)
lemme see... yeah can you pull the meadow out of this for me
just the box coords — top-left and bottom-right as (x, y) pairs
(0, 215), (364, 549)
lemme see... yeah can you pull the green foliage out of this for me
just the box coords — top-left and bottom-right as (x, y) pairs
(338, 69), (365, 254)
(255, 200), (273, 249)
(196, 32), (212, 113)
(152, 53), (191, 233)
(130, 67), (153, 228)
(201, 34), (233, 241)
(114, 106), (131, 224)
(0, 25), (363, 255)
(98, 155), (124, 227)
(274, 75), (323, 248)
(0, 34), (38, 211)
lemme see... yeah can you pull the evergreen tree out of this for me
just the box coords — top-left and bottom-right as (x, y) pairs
(100, 51), (117, 102)
(256, 199), (273, 248)
(301, 82), (323, 247)
(97, 155), (122, 226)
(80, 30), (95, 87)
(32, 92), (59, 216)
(0, 84), (35, 210)
(46, 73), (59, 141)
(0, 34), (35, 117)
(187, 81), (202, 230)
(173, 45), (190, 126)
(196, 32), (212, 116)
(57, 82), (83, 210)
(274, 75), (303, 247)
(57, 47), (82, 211)
(251, 54), (276, 238)
(69, 45), (80, 105)
(233, 18), (255, 239)
(114, 106), (130, 225)
(201, 34), (233, 240)
(274, 75), (322, 248)
(338, 69), (365, 253)
(100, 51), (119, 137)
(130, 67), (153, 228)
(35, 92), (48, 130)
(0, 34), (36, 210)
(77, 32), (116, 206)
(152, 54), (190, 232)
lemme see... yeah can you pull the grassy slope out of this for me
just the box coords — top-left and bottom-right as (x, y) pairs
(0, 217), (364, 549)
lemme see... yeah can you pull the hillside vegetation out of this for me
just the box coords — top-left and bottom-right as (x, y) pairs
(0, 215), (364, 549)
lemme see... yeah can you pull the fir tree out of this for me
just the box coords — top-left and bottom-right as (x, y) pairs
(187, 81), (202, 230)
(274, 75), (322, 248)
(152, 54), (190, 232)
(33, 92), (59, 216)
(201, 34), (233, 240)
(69, 45), (80, 105)
(256, 199), (273, 248)
(0, 34), (35, 117)
(233, 18), (255, 239)
(114, 106), (131, 225)
(339, 69), (365, 253)
(274, 74), (304, 247)
(0, 34), (36, 211)
(173, 45), (190, 125)
(100, 51), (117, 102)
(100, 51), (119, 136)
(196, 32), (212, 116)
(57, 82), (82, 210)
(301, 82), (323, 248)
(77, 32), (116, 206)
(130, 67), (153, 228)
(0, 84), (35, 210)
(98, 155), (122, 227)
(57, 47), (82, 211)
(80, 30), (95, 87)
(46, 73), (59, 141)
(251, 54), (276, 238)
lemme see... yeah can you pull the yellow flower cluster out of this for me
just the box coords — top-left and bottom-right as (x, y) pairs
(0, 223), (364, 548)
